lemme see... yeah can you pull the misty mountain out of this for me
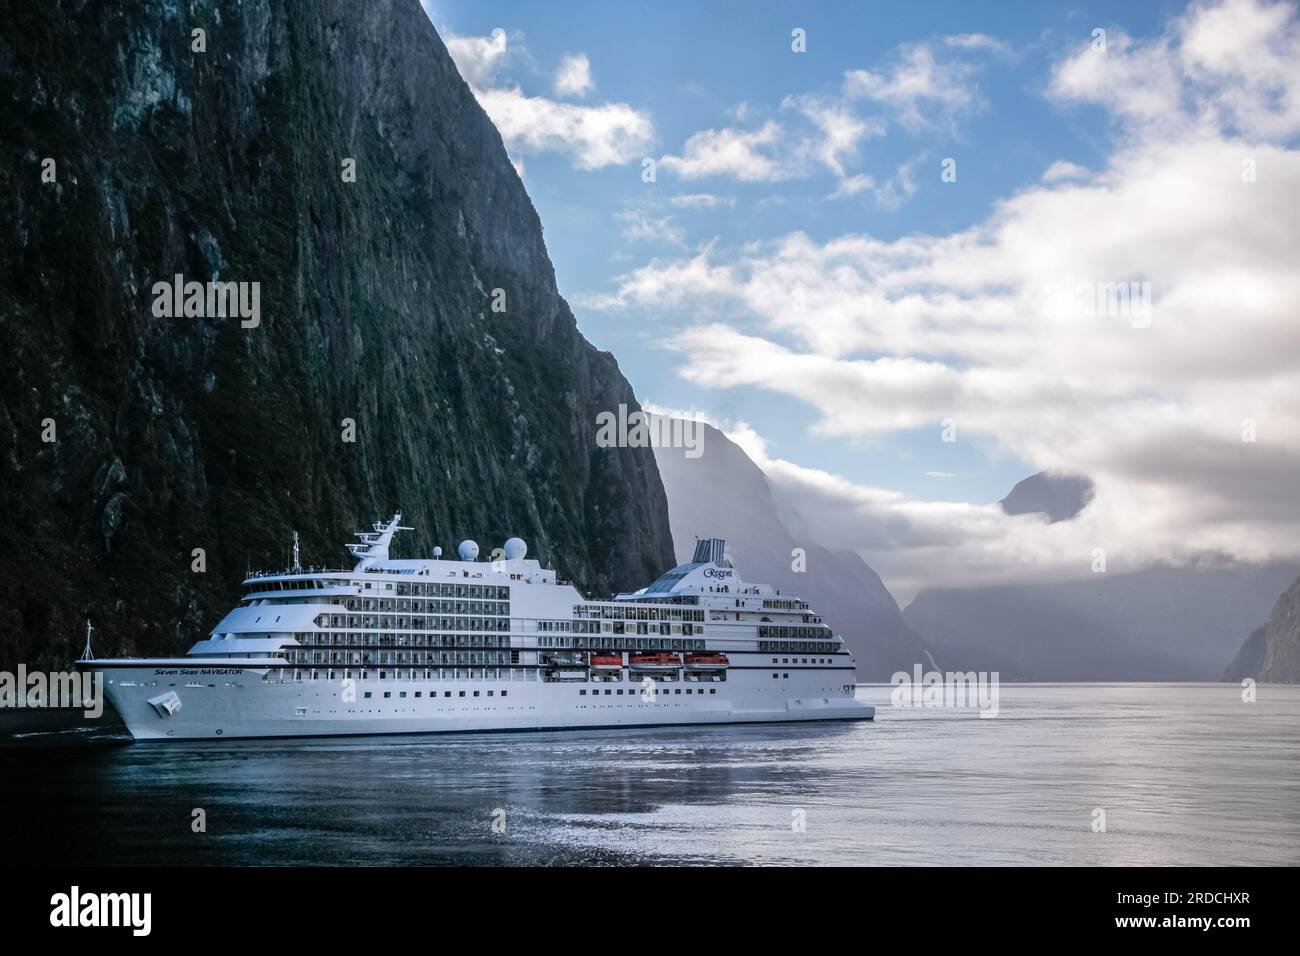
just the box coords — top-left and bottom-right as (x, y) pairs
(999, 471), (1094, 522)
(0, 0), (674, 669)
(651, 417), (929, 680)
(904, 563), (1300, 680)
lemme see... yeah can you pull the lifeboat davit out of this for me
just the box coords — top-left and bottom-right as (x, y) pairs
(628, 652), (681, 672)
(590, 654), (623, 670)
(684, 653), (728, 671)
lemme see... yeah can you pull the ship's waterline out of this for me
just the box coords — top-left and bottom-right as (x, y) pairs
(78, 515), (872, 740)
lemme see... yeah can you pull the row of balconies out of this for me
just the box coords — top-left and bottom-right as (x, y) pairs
(288, 651), (514, 666)
(297, 633), (512, 649)
(315, 614), (512, 632)
(342, 599), (509, 615)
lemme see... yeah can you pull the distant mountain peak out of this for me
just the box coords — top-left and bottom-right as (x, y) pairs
(999, 471), (1094, 522)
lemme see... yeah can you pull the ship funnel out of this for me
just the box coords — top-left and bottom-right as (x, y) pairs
(692, 537), (728, 565)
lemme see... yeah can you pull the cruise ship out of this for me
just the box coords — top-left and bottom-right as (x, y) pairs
(78, 515), (873, 740)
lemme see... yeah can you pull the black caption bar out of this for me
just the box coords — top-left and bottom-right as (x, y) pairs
(0, 866), (1279, 942)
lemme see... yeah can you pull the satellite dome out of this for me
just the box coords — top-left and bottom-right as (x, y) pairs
(433, 546), (443, 559)
(457, 540), (479, 561)
(504, 537), (527, 561)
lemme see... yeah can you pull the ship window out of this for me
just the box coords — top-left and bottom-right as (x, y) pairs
(459, 691), (466, 697)
(772, 673), (779, 679)
(710, 689), (716, 694)
(783, 673), (789, 679)
(579, 689), (587, 696)
(501, 690), (507, 697)
(399, 692), (407, 698)
(364, 692), (372, 699)
(444, 691), (451, 698)
(487, 690), (493, 696)
(473, 691), (480, 697)
(383, 692), (391, 699)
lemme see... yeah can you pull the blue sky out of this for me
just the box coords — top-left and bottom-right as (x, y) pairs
(421, 0), (1300, 596)
(423, 0), (1166, 501)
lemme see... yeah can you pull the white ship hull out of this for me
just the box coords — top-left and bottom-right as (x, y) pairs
(88, 658), (872, 741)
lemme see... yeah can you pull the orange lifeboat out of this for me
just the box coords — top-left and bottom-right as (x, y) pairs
(684, 653), (728, 671)
(590, 654), (623, 670)
(628, 652), (681, 672)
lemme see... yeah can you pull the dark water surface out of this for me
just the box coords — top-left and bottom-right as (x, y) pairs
(2, 684), (1296, 865)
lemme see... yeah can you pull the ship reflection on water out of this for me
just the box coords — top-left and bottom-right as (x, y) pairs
(2, 684), (1298, 867)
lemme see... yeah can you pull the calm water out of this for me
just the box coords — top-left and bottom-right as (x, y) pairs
(2, 684), (1297, 866)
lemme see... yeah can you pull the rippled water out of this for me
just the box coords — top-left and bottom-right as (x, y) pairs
(2, 683), (1297, 865)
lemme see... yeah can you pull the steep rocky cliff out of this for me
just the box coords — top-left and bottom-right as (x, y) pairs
(1225, 574), (1300, 682)
(0, 0), (675, 669)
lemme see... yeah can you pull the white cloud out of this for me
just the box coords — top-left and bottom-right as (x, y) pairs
(669, 193), (736, 209)
(472, 86), (652, 170)
(725, 415), (1297, 603)
(615, 209), (686, 245)
(590, 0), (1300, 593)
(1041, 159), (1091, 182)
(871, 155), (923, 209)
(829, 173), (875, 198)
(1050, 31), (1186, 130)
(659, 108), (883, 185)
(1050, 0), (1300, 140)
(659, 39), (982, 189)
(444, 28), (510, 89)
(658, 99), (884, 186)
(785, 96), (886, 178)
(844, 42), (981, 133)
(554, 53), (594, 97)
(659, 121), (787, 181)
(944, 33), (1010, 55)
(442, 29), (652, 170)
